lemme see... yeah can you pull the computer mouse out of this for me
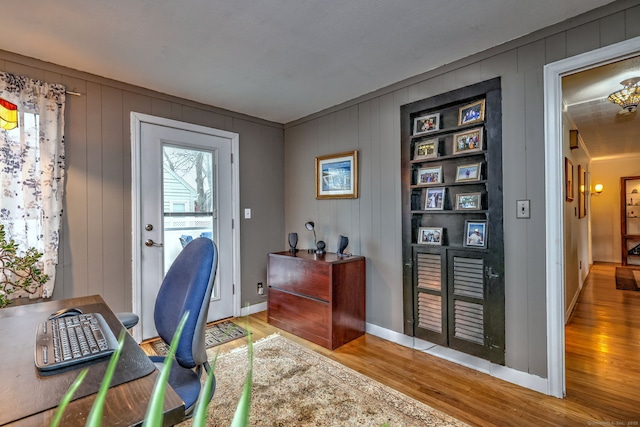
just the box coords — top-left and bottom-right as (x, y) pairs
(48, 307), (83, 320)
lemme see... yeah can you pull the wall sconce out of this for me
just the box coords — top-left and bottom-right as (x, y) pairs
(591, 184), (604, 196)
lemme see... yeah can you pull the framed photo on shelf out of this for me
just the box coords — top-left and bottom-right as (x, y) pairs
(453, 127), (483, 155)
(416, 165), (443, 185)
(455, 192), (482, 210)
(315, 150), (358, 199)
(425, 187), (445, 210)
(458, 99), (485, 126)
(565, 157), (574, 202)
(414, 139), (439, 160)
(455, 162), (482, 182)
(413, 113), (440, 135)
(418, 227), (443, 245)
(463, 220), (487, 248)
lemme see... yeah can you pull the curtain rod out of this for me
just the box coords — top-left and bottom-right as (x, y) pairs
(65, 90), (82, 97)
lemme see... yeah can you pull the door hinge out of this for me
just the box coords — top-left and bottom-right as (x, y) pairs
(231, 153), (234, 164)
(232, 219), (234, 229)
(232, 284), (235, 294)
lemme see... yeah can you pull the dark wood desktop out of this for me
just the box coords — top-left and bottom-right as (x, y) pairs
(0, 294), (184, 426)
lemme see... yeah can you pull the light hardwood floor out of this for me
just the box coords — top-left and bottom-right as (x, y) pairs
(142, 262), (640, 426)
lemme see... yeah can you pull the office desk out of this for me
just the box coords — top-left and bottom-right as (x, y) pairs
(0, 295), (184, 426)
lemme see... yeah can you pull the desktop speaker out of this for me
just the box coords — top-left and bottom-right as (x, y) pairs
(337, 235), (349, 256)
(288, 232), (298, 252)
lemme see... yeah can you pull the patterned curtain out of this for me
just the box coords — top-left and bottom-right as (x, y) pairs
(0, 72), (66, 299)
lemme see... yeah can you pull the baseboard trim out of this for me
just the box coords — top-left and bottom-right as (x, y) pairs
(366, 322), (549, 396)
(241, 301), (267, 317)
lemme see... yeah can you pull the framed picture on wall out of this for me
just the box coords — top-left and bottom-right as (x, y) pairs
(455, 192), (482, 210)
(315, 150), (358, 199)
(578, 164), (586, 218)
(455, 163), (482, 182)
(565, 157), (574, 202)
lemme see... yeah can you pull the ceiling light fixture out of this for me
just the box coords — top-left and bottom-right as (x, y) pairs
(607, 77), (640, 114)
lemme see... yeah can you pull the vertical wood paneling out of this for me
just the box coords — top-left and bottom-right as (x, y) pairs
(151, 98), (172, 118)
(61, 76), (88, 298)
(600, 11), (626, 46)
(100, 87), (125, 309)
(86, 82), (104, 298)
(544, 33), (567, 65)
(565, 21), (601, 58)
(625, 5), (640, 39)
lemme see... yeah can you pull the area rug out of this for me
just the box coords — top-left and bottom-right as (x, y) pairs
(615, 267), (640, 291)
(151, 320), (247, 355)
(178, 334), (467, 427)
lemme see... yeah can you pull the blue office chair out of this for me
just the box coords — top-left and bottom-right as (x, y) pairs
(148, 237), (218, 417)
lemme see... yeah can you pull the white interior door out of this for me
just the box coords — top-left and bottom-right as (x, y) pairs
(131, 114), (238, 342)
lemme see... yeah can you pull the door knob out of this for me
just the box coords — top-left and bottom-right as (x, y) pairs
(145, 239), (163, 247)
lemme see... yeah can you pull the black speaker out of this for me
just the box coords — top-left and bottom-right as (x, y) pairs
(316, 240), (326, 255)
(288, 232), (298, 252)
(337, 235), (349, 256)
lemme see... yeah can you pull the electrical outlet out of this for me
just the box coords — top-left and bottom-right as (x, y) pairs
(257, 282), (264, 295)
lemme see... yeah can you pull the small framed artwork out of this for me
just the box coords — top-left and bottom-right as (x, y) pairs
(569, 129), (579, 150)
(458, 99), (485, 126)
(414, 139), (439, 160)
(453, 127), (483, 155)
(413, 113), (440, 135)
(455, 163), (482, 182)
(315, 150), (358, 199)
(565, 157), (574, 202)
(464, 220), (487, 249)
(418, 227), (443, 245)
(578, 164), (586, 218)
(425, 187), (445, 210)
(455, 192), (482, 210)
(416, 165), (443, 185)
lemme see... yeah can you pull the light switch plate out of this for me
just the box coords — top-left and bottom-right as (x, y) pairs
(244, 208), (252, 219)
(516, 200), (530, 219)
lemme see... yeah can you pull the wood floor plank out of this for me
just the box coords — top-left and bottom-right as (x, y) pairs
(141, 262), (640, 426)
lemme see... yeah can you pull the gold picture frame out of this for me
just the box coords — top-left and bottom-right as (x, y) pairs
(315, 150), (358, 199)
(458, 99), (485, 126)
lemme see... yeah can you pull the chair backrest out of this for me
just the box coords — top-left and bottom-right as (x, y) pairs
(154, 237), (217, 368)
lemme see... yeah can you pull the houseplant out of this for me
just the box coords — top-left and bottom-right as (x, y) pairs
(0, 224), (49, 308)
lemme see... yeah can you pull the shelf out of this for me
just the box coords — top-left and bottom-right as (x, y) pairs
(412, 210), (487, 214)
(411, 150), (486, 164)
(410, 121), (485, 141)
(411, 180), (487, 189)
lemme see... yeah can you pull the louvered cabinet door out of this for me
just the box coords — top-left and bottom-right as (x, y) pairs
(446, 250), (504, 364)
(413, 250), (447, 345)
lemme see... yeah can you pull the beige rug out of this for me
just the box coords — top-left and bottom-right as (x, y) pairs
(179, 334), (467, 427)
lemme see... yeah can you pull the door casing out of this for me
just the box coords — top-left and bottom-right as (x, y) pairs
(130, 112), (241, 343)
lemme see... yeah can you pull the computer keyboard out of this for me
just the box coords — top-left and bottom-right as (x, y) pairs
(34, 312), (119, 372)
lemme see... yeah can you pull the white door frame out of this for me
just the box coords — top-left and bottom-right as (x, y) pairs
(130, 112), (241, 343)
(543, 35), (640, 398)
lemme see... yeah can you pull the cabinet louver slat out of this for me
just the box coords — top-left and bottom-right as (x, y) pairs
(454, 300), (484, 344)
(417, 253), (441, 291)
(418, 293), (442, 332)
(453, 257), (484, 299)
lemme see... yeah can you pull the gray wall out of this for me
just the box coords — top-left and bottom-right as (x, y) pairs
(284, 0), (640, 377)
(0, 49), (285, 312)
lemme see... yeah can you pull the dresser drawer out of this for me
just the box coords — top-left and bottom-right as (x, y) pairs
(268, 256), (330, 301)
(268, 288), (330, 342)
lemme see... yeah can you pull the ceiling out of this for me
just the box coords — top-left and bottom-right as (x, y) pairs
(1, 0), (617, 124)
(563, 56), (640, 160)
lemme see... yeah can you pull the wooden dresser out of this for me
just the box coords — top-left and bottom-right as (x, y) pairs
(267, 251), (366, 350)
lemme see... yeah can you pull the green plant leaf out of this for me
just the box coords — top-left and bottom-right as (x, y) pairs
(49, 368), (89, 427)
(230, 330), (253, 427)
(84, 329), (127, 426)
(142, 311), (189, 427)
(191, 352), (218, 427)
